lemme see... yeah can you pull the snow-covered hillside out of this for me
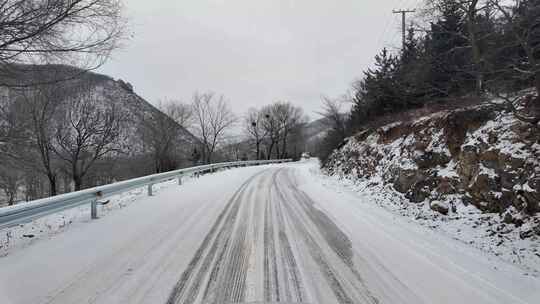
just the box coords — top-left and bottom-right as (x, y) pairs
(324, 103), (540, 272)
(0, 65), (200, 203)
(3, 64), (199, 155)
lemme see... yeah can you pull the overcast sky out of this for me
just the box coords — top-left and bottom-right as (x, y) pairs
(99, 0), (422, 120)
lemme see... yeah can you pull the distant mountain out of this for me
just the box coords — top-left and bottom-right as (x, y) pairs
(303, 117), (331, 154)
(0, 64), (200, 189)
(304, 117), (330, 139)
(2, 64), (199, 154)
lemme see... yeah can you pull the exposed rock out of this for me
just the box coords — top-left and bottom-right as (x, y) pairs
(467, 172), (503, 212)
(457, 145), (479, 186)
(324, 102), (540, 231)
(430, 200), (449, 215)
(520, 230), (534, 239)
(479, 149), (499, 169)
(393, 168), (423, 193)
(503, 212), (514, 224)
(523, 178), (540, 214)
(435, 177), (458, 195)
(500, 172), (520, 190)
(405, 173), (437, 203)
(534, 224), (540, 236)
(414, 152), (451, 169)
(500, 154), (526, 171)
(443, 105), (497, 155)
(488, 132), (498, 144)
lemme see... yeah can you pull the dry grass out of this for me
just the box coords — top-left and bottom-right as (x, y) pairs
(361, 95), (486, 130)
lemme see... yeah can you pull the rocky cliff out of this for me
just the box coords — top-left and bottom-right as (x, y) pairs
(323, 102), (540, 269)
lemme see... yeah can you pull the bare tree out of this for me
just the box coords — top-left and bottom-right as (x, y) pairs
(488, 0), (540, 123)
(0, 0), (126, 78)
(220, 136), (247, 161)
(52, 80), (125, 190)
(260, 105), (280, 159)
(0, 159), (22, 205)
(162, 100), (194, 128)
(259, 102), (305, 159)
(139, 99), (193, 173)
(318, 97), (348, 141)
(191, 92), (236, 164)
(0, 86), (27, 157)
(244, 108), (269, 159)
(274, 102), (304, 159)
(315, 97), (350, 162)
(287, 118), (308, 159)
(462, 0), (486, 94)
(18, 84), (61, 196)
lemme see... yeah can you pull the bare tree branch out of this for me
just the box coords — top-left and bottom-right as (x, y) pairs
(191, 92), (237, 164)
(0, 0), (127, 84)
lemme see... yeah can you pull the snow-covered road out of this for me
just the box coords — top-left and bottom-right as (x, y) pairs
(1, 161), (539, 304)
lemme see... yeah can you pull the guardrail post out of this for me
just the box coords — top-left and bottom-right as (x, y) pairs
(91, 191), (103, 220)
(178, 176), (182, 185)
(148, 183), (153, 196)
(91, 199), (98, 219)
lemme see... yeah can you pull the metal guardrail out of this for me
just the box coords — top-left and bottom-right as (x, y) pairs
(0, 159), (292, 230)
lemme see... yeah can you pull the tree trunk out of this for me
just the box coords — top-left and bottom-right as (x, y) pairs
(48, 173), (57, 196)
(206, 149), (212, 164)
(256, 141), (260, 160)
(281, 137), (288, 159)
(471, 40), (484, 95)
(73, 175), (83, 191)
(267, 141), (275, 160)
(200, 146), (208, 164)
(466, 0), (483, 95)
(7, 192), (15, 206)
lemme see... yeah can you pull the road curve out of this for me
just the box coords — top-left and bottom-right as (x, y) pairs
(1, 163), (539, 304)
(165, 168), (380, 304)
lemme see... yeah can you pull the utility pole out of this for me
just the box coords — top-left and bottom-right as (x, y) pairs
(392, 9), (416, 49)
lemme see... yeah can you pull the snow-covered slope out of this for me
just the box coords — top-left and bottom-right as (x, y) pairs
(3, 64), (198, 155)
(324, 103), (540, 272)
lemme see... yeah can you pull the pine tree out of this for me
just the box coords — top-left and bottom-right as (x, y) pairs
(396, 27), (431, 104)
(426, 1), (473, 96)
(350, 48), (402, 128)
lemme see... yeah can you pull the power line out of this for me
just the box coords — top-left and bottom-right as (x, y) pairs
(377, 0), (408, 49)
(392, 9), (416, 49)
